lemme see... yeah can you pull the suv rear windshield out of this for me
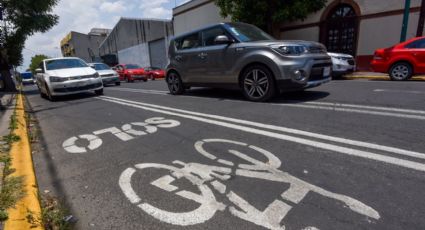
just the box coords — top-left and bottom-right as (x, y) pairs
(45, 59), (88, 70)
(225, 23), (274, 42)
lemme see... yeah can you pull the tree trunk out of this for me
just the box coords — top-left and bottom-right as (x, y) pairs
(0, 53), (17, 92)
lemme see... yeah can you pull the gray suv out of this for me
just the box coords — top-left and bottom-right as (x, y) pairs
(166, 22), (332, 102)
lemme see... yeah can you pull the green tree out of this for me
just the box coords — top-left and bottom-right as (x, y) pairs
(29, 54), (49, 74)
(0, 0), (59, 91)
(215, 0), (327, 37)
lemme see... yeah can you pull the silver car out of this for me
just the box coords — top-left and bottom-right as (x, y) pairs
(89, 63), (121, 86)
(166, 22), (332, 102)
(35, 57), (104, 101)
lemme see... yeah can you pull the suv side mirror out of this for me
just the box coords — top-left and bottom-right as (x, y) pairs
(35, 68), (43, 74)
(214, 35), (232, 45)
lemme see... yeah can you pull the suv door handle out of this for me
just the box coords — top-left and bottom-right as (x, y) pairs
(198, 52), (208, 59)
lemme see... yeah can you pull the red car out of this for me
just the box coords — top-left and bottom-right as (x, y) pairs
(113, 64), (147, 82)
(371, 36), (425, 80)
(144, 66), (165, 80)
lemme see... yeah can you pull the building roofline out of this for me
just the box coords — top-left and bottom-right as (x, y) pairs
(98, 17), (172, 49)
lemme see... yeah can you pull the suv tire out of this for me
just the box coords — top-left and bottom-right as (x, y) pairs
(167, 72), (185, 95)
(389, 62), (412, 81)
(95, 89), (104, 95)
(241, 65), (276, 102)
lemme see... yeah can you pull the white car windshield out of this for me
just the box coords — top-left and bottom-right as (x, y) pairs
(46, 59), (88, 70)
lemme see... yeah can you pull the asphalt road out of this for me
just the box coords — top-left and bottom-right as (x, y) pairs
(24, 78), (425, 230)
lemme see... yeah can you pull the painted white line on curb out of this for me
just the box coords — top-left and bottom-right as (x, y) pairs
(302, 101), (425, 115)
(99, 96), (425, 172)
(374, 89), (425, 95)
(109, 87), (425, 119)
(277, 104), (425, 120)
(100, 96), (425, 161)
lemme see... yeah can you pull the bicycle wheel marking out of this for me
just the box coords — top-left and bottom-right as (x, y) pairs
(119, 138), (380, 229)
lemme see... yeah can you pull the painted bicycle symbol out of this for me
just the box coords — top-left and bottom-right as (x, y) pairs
(119, 139), (380, 230)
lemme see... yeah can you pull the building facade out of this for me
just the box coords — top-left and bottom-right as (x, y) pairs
(60, 28), (110, 62)
(173, 0), (425, 70)
(98, 18), (173, 68)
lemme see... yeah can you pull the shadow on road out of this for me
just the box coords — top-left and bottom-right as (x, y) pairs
(181, 87), (330, 104)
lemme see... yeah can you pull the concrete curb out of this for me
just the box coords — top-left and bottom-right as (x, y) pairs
(4, 94), (43, 230)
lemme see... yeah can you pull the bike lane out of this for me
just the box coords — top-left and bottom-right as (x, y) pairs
(24, 88), (425, 230)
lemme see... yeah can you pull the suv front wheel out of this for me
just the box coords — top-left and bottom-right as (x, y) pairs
(167, 72), (185, 95)
(241, 65), (276, 102)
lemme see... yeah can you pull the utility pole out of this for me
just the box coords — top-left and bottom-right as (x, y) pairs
(400, 0), (411, 42)
(417, 0), (425, 36)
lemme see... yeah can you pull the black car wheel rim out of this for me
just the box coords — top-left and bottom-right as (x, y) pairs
(168, 74), (180, 93)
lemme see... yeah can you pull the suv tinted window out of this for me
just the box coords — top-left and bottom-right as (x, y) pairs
(202, 27), (227, 46)
(175, 33), (200, 50)
(406, 39), (425, 48)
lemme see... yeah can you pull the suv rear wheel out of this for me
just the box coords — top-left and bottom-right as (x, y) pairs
(241, 65), (276, 102)
(167, 72), (185, 95)
(389, 62), (412, 81)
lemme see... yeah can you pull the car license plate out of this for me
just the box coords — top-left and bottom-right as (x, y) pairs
(323, 67), (331, 77)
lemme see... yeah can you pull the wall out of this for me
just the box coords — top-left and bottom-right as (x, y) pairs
(173, 0), (230, 36)
(99, 18), (173, 57)
(117, 43), (151, 67)
(281, 27), (320, 42)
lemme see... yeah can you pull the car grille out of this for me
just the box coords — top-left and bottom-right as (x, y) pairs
(53, 82), (102, 93)
(101, 74), (115, 77)
(309, 63), (332, 81)
(68, 75), (94, 80)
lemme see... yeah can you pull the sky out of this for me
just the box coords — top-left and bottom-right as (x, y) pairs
(19, 0), (190, 71)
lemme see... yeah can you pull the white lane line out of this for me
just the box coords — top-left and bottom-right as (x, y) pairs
(302, 101), (425, 115)
(99, 96), (425, 173)
(110, 88), (425, 119)
(108, 88), (168, 95)
(100, 96), (425, 161)
(277, 104), (425, 120)
(374, 89), (425, 95)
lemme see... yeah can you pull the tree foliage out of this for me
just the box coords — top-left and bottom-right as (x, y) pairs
(29, 54), (49, 74)
(0, 0), (59, 91)
(215, 0), (327, 36)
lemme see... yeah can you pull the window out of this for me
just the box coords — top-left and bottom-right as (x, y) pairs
(93, 63), (111, 70)
(406, 39), (425, 49)
(45, 58), (88, 70)
(175, 33), (200, 50)
(202, 27), (227, 46)
(225, 23), (274, 42)
(125, 64), (142, 69)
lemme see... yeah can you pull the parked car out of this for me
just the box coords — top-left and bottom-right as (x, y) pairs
(35, 57), (104, 101)
(20, 72), (35, 85)
(89, 62), (120, 86)
(114, 64), (147, 82)
(371, 36), (425, 80)
(144, 67), (165, 80)
(166, 22), (332, 102)
(328, 52), (356, 78)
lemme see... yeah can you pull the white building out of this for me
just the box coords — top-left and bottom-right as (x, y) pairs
(173, 0), (425, 70)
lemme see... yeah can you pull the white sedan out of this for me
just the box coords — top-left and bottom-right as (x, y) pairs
(35, 57), (104, 101)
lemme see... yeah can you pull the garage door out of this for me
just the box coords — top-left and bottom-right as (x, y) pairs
(149, 39), (167, 68)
